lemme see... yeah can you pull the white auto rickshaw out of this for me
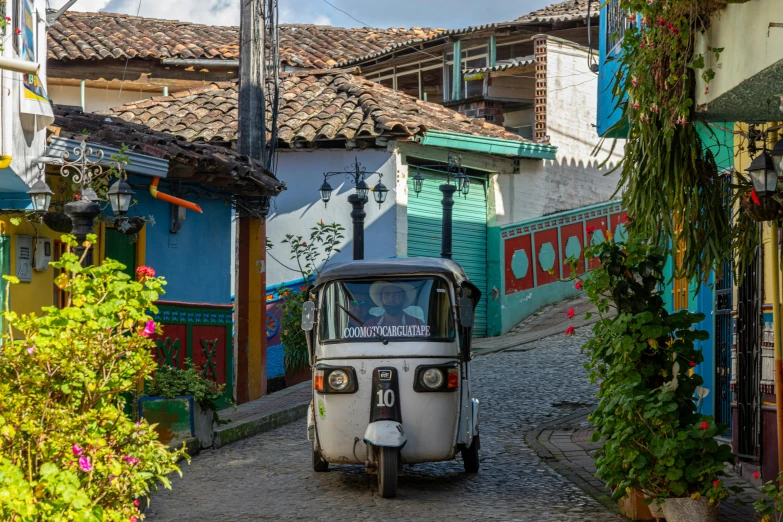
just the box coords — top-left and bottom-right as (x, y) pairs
(301, 258), (481, 498)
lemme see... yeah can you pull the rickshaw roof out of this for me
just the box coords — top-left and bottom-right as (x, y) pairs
(314, 257), (477, 293)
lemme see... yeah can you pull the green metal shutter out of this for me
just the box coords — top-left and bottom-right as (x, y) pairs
(407, 170), (488, 336)
(104, 228), (136, 278)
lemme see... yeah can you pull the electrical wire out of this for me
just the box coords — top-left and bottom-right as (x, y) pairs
(117, 0), (144, 104)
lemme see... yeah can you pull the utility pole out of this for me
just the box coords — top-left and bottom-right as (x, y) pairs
(235, 0), (268, 403)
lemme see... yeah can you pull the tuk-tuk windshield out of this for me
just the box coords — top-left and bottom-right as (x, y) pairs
(320, 278), (455, 342)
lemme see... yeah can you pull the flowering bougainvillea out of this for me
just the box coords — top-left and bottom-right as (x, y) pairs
(0, 235), (185, 520)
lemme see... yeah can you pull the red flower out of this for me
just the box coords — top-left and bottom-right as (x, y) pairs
(575, 279), (583, 290)
(14, 28), (20, 35)
(658, 17), (666, 26)
(74, 194), (82, 200)
(754, 471), (761, 480)
(5, 16), (10, 21)
(751, 188), (761, 206)
(565, 326), (576, 336)
(713, 479), (721, 488)
(301, 241), (307, 246)
(700, 422), (709, 430)
(586, 225), (596, 234)
(136, 265), (155, 279)
(566, 307), (575, 319)
(133, 499), (140, 507)
(689, 361), (697, 367)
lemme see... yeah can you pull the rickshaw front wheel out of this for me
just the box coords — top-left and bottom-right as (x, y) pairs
(462, 433), (480, 473)
(312, 446), (329, 472)
(377, 446), (398, 498)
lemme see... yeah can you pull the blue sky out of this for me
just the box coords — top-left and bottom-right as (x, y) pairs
(49, 0), (555, 28)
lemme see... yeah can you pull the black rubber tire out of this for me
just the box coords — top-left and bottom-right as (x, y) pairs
(462, 434), (480, 473)
(377, 446), (398, 498)
(312, 446), (329, 472)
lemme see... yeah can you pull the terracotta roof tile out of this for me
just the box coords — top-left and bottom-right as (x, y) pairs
(48, 11), (443, 68)
(104, 72), (529, 147)
(511, 0), (599, 24)
(51, 106), (285, 197)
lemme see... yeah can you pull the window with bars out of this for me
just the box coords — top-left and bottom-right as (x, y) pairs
(606, 0), (634, 55)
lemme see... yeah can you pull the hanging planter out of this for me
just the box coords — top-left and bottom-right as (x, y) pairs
(740, 194), (781, 222)
(115, 216), (146, 235)
(42, 211), (72, 233)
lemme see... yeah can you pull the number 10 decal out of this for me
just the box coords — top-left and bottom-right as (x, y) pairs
(376, 389), (395, 408)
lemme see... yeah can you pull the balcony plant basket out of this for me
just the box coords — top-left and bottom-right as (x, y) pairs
(116, 216), (146, 235)
(43, 211), (73, 233)
(740, 193), (781, 222)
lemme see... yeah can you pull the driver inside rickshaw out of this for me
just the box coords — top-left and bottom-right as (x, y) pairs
(365, 281), (425, 328)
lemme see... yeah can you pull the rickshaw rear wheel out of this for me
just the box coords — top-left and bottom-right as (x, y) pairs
(312, 446), (329, 472)
(462, 433), (480, 473)
(377, 447), (398, 498)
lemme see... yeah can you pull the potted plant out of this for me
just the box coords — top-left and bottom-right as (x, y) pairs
(754, 471), (783, 521)
(143, 363), (228, 449)
(269, 221), (345, 387)
(571, 229), (736, 522)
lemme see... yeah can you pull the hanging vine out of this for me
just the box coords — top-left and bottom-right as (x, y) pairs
(607, 0), (750, 282)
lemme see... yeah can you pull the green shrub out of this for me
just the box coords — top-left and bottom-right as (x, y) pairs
(0, 235), (186, 521)
(572, 231), (734, 503)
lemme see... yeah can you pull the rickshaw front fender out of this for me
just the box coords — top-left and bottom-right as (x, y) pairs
(363, 421), (407, 448)
(471, 398), (480, 436)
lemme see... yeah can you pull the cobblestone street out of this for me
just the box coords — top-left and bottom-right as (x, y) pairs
(146, 334), (623, 521)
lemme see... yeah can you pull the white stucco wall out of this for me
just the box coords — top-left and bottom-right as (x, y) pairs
(494, 38), (624, 226)
(267, 148), (398, 286)
(47, 84), (160, 114)
(0, 0), (50, 193)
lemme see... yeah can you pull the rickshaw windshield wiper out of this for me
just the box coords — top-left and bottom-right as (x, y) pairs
(336, 304), (388, 345)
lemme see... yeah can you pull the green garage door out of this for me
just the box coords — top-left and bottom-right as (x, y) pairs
(407, 169), (488, 337)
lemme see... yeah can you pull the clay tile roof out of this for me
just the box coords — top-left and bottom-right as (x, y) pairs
(103, 72), (530, 146)
(47, 11), (444, 68)
(51, 105), (285, 197)
(511, 0), (599, 25)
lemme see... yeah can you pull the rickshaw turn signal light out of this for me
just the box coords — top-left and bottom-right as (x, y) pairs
(447, 368), (459, 389)
(314, 370), (325, 392)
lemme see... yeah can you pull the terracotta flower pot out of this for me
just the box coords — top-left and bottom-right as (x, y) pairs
(661, 497), (718, 522)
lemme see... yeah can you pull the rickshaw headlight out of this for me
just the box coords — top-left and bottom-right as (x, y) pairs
(328, 369), (350, 391)
(422, 368), (444, 389)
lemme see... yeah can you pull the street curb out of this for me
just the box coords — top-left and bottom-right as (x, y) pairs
(212, 402), (309, 449)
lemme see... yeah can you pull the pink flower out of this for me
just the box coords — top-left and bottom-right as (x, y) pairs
(133, 499), (140, 507)
(713, 479), (721, 488)
(26, 345), (35, 355)
(78, 456), (92, 472)
(565, 326), (576, 336)
(631, 78), (638, 87)
(754, 471), (761, 480)
(632, 102), (640, 110)
(141, 320), (155, 338)
(72, 444), (83, 457)
(575, 279), (583, 290)
(123, 456), (139, 466)
(700, 422), (709, 430)
(130, 517), (138, 522)
(566, 307), (575, 320)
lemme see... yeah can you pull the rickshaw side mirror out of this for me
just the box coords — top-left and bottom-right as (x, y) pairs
(458, 297), (474, 328)
(301, 301), (315, 331)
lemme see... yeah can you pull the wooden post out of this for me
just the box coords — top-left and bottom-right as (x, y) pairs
(235, 0), (268, 403)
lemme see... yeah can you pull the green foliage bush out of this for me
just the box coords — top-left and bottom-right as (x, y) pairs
(573, 231), (734, 503)
(0, 235), (186, 521)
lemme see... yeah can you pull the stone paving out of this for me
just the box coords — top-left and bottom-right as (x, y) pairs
(146, 333), (624, 521)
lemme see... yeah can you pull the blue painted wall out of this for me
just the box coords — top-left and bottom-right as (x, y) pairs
(596, 4), (630, 137)
(127, 176), (233, 304)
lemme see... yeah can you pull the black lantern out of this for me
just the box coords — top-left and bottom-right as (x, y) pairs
(747, 152), (778, 197)
(27, 178), (53, 213)
(412, 169), (424, 196)
(107, 178), (135, 216)
(319, 179), (333, 207)
(82, 187), (100, 202)
(372, 180), (388, 208)
(454, 169), (467, 193)
(356, 179), (369, 200)
(771, 139), (783, 178)
(461, 176), (470, 196)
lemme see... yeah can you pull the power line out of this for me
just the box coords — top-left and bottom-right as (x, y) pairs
(117, 0), (144, 104)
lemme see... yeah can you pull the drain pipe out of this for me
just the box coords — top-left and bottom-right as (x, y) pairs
(149, 177), (203, 213)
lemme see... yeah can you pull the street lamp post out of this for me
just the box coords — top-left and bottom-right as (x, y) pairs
(410, 154), (470, 259)
(318, 158), (388, 260)
(31, 141), (134, 254)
